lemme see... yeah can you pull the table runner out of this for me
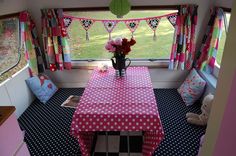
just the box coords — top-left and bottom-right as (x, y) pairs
(71, 67), (164, 156)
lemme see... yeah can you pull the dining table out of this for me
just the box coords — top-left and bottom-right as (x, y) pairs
(71, 67), (164, 156)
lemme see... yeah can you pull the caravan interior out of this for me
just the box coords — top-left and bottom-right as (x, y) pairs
(0, 0), (235, 156)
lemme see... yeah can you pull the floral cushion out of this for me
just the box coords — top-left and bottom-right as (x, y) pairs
(26, 74), (58, 104)
(178, 69), (206, 106)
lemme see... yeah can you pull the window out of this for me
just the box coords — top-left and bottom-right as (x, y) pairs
(0, 15), (26, 83)
(0, 17), (20, 74)
(216, 12), (231, 65)
(65, 10), (177, 61)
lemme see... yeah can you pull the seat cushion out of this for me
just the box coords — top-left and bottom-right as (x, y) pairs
(26, 74), (58, 104)
(178, 69), (206, 106)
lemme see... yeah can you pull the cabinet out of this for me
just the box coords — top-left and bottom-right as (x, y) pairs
(0, 106), (30, 156)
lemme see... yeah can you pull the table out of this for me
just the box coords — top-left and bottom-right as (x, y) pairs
(71, 67), (164, 156)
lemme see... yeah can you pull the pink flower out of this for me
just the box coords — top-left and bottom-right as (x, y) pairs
(105, 43), (116, 52)
(114, 37), (122, 46)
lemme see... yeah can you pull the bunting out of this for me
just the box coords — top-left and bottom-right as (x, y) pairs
(102, 20), (118, 40)
(124, 20), (140, 38)
(146, 18), (161, 40)
(80, 19), (95, 41)
(64, 12), (177, 41)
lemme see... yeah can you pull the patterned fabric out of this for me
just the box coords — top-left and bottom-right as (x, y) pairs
(124, 20), (140, 38)
(178, 69), (206, 106)
(26, 74), (58, 104)
(64, 17), (73, 28)
(71, 67), (164, 156)
(169, 5), (198, 70)
(19, 11), (45, 76)
(146, 18), (161, 40)
(195, 8), (224, 73)
(87, 67), (152, 88)
(41, 9), (71, 71)
(102, 20), (118, 40)
(167, 14), (177, 27)
(18, 88), (205, 156)
(80, 19), (95, 41)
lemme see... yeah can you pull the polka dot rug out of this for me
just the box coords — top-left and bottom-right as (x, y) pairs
(18, 88), (205, 156)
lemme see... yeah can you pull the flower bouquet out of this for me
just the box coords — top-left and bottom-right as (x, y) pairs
(105, 37), (136, 76)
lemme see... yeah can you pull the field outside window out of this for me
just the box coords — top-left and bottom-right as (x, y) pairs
(66, 10), (177, 60)
(216, 12), (231, 65)
(0, 16), (26, 83)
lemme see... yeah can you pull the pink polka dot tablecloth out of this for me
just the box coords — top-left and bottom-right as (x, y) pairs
(70, 67), (164, 156)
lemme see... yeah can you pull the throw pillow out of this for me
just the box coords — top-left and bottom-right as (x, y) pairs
(26, 74), (58, 104)
(178, 69), (206, 106)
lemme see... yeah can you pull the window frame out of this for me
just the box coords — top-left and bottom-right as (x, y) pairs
(213, 7), (231, 78)
(63, 6), (179, 67)
(0, 12), (21, 76)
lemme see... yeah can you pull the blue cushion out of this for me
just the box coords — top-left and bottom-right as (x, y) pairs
(178, 69), (206, 106)
(26, 74), (58, 104)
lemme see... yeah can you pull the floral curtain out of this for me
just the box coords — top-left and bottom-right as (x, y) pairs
(19, 11), (45, 77)
(41, 9), (71, 71)
(169, 5), (198, 70)
(195, 8), (224, 73)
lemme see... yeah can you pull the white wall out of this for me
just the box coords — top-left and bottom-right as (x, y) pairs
(0, 67), (35, 118)
(215, 0), (234, 8)
(0, 0), (27, 15)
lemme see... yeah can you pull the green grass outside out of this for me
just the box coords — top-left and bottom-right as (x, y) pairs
(216, 13), (231, 65)
(67, 10), (176, 60)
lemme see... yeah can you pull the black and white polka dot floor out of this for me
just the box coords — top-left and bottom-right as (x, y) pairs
(18, 88), (205, 156)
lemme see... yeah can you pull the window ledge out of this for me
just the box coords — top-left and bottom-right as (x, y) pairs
(71, 60), (169, 69)
(199, 70), (217, 89)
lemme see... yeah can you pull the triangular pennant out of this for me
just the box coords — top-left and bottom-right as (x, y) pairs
(64, 17), (73, 28)
(102, 20), (118, 40)
(167, 15), (177, 27)
(124, 20), (140, 38)
(80, 19), (95, 41)
(146, 18), (161, 41)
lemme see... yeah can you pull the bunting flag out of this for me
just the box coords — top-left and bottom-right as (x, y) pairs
(167, 15), (177, 27)
(102, 20), (118, 40)
(64, 17), (73, 28)
(124, 20), (140, 38)
(146, 18), (161, 40)
(80, 19), (95, 41)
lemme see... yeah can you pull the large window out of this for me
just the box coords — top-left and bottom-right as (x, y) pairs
(65, 10), (177, 60)
(216, 12), (231, 65)
(0, 15), (26, 83)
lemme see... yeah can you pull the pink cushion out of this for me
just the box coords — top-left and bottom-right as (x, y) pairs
(178, 69), (206, 106)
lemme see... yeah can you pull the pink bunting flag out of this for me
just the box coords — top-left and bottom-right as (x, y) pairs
(124, 20), (140, 38)
(63, 17), (73, 38)
(146, 18), (161, 41)
(64, 17), (73, 28)
(167, 15), (177, 27)
(80, 19), (95, 41)
(102, 20), (118, 40)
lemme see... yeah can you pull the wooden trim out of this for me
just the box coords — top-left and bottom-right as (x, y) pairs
(220, 7), (231, 13)
(63, 5), (179, 12)
(0, 12), (20, 20)
(0, 106), (16, 126)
